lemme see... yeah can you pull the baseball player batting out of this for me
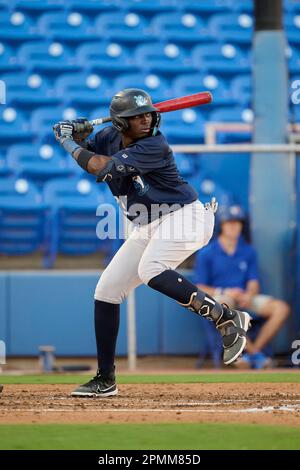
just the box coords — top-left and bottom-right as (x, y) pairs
(53, 88), (251, 397)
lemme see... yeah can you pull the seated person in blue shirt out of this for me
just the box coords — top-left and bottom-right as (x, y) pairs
(194, 205), (290, 368)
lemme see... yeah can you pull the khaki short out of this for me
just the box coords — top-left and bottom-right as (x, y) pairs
(214, 293), (273, 315)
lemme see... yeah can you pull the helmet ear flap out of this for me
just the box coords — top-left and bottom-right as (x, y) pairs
(155, 112), (161, 129)
(112, 116), (129, 132)
(151, 111), (161, 136)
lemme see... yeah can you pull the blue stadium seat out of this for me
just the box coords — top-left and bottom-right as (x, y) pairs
(17, 41), (79, 74)
(0, 1), (8, 11)
(172, 73), (237, 108)
(112, 73), (171, 102)
(0, 150), (10, 177)
(55, 72), (111, 107)
(230, 74), (251, 106)
(119, 0), (176, 17)
(150, 12), (205, 44)
(209, 106), (254, 123)
(173, 153), (198, 178)
(14, 0), (65, 16)
(68, 0), (118, 14)
(95, 12), (150, 44)
(2, 72), (59, 108)
(135, 43), (195, 76)
(87, 108), (112, 141)
(43, 177), (103, 220)
(192, 43), (250, 75)
(89, 107), (111, 123)
(0, 42), (22, 72)
(0, 177), (46, 255)
(198, 178), (235, 207)
(161, 108), (204, 144)
(179, 0), (230, 14)
(0, 108), (33, 144)
(209, 107), (253, 143)
(6, 143), (71, 184)
(217, 132), (252, 144)
(288, 45), (300, 73)
(37, 11), (94, 43)
(199, 152), (250, 210)
(76, 42), (138, 76)
(226, 0), (253, 12)
(43, 177), (115, 266)
(208, 13), (253, 45)
(30, 106), (78, 142)
(285, 0), (300, 14)
(0, 11), (42, 42)
(285, 15), (300, 45)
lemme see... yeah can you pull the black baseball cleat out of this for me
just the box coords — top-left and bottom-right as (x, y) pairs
(71, 370), (118, 397)
(217, 306), (252, 366)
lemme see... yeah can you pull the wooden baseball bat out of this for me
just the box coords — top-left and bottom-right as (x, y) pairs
(89, 91), (213, 126)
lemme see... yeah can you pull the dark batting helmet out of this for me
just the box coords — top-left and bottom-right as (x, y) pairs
(109, 88), (161, 134)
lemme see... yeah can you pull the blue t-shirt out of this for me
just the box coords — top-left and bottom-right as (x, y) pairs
(193, 237), (259, 289)
(87, 126), (198, 224)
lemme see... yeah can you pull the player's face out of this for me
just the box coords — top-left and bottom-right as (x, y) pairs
(126, 113), (153, 138)
(221, 220), (243, 239)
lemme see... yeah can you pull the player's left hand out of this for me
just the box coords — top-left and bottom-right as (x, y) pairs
(72, 117), (93, 141)
(238, 291), (254, 309)
(53, 121), (74, 142)
(224, 287), (244, 302)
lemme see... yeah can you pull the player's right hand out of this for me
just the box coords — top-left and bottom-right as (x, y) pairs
(53, 121), (74, 142)
(71, 117), (93, 141)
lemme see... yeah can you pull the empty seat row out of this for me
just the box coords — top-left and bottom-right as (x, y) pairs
(1, 71), (253, 109)
(4, 39), (300, 79)
(4, 0), (298, 18)
(0, 176), (120, 265)
(0, 40), (252, 77)
(1, 9), (300, 46)
(0, 173), (235, 266)
(0, 104), (257, 147)
(3, 145), (198, 182)
(6, 69), (300, 115)
(0, 0), (255, 22)
(3, 0), (254, 17)
(0, 145), (221, 184)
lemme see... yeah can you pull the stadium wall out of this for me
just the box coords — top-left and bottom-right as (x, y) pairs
(0, 270), (291, 357)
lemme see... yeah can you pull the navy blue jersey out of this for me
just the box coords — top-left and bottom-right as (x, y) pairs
(87, 126), (198, 224)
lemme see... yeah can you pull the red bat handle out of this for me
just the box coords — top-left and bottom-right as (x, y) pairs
(154, 92), (213, 113)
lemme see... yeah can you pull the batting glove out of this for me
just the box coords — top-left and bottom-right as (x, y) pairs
(72, 117), (93, 141)
(53, 121), (74, 142)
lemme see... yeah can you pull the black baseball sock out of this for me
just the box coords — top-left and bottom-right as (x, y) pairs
(148, 269), (198, 303)
(148, 270), (234, 321)
(94, 300), (120, 377)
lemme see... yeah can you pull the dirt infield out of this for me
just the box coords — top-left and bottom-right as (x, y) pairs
(1, 383), (300, 427)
